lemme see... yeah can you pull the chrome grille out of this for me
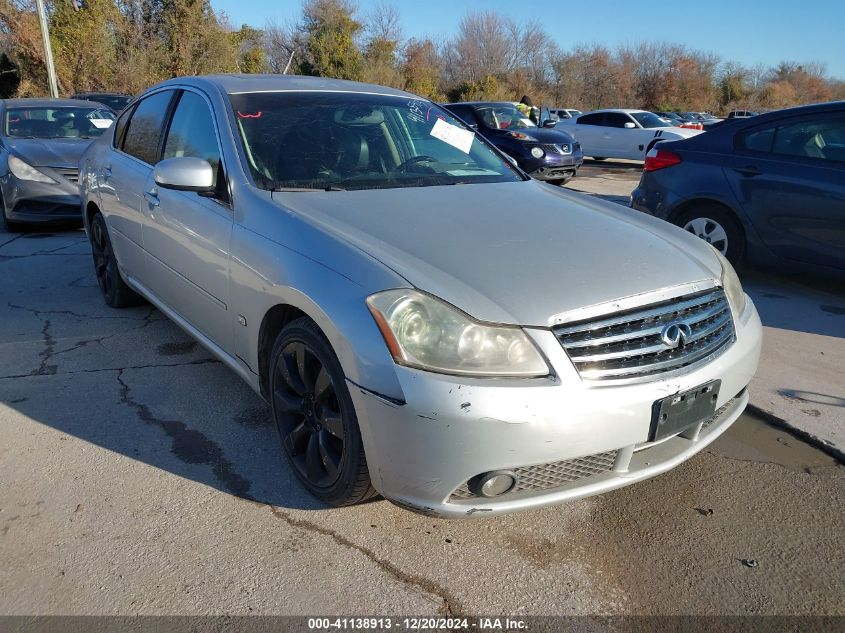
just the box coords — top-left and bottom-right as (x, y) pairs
(451, 450), (618, 500)
(53, 168), (79, 184)
(555, 288), (735, 381)
(540, 143), (573, 155)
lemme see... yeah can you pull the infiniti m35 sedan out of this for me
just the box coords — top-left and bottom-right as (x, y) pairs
(80, 75), (762, 518)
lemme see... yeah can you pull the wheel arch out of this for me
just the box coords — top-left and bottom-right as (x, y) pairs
(257, 303), (308, 399)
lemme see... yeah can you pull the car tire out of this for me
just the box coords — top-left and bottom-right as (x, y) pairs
(553, 176), (572, 186)
(675, 204), (745, 269)
(0, 193), (23, 233)
(269, 317), (377, 507)
(89, 212), (142, 308)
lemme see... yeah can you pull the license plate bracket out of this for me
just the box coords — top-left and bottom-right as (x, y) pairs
(649, 380), (721, 442)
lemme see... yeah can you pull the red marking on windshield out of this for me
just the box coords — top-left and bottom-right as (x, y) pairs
(237, 111), (262, 119)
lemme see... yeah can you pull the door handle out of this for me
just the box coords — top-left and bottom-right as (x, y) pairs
(144, 190), (160, 207)
(734, 165), (762, 177)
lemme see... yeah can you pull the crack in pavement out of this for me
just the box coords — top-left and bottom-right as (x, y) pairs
(5, 303), (163, 378)
(115, 368), (252, 498)
(7, 302), (155, 322)
(266, 505), (464, 617)
(0, 358), (221, 381)
(0, 234), (24, 249)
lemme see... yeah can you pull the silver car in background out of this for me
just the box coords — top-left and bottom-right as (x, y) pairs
(80, 75), (762, 518)
(1, 99), (114, 230)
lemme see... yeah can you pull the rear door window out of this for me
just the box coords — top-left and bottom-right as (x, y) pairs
(122, 90), (175, 164)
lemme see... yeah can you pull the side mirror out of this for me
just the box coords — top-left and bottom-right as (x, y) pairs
(154, 157), (214, 193)
(623, 122), (636, 129)
(542, 119), (556, 128)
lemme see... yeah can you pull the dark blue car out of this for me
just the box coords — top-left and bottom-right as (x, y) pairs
(631, 101), (845, 276)
(443, 102), (583, 185)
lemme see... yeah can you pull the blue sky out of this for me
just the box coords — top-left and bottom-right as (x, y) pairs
(213, 0), (845, 79)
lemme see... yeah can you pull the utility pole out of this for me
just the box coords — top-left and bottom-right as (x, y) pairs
(35, 0), (59, 98)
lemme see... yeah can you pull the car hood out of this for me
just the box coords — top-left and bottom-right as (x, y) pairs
(5, 137), (94, 168)
(271, 181), (721, 326)
(490, 126), (575, 144)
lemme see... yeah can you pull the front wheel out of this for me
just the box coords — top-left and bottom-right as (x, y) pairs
(269, 317), (376, 507)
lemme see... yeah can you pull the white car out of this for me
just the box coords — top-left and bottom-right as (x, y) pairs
(551, 108), (582, 120)
(556, 109), (703, 161)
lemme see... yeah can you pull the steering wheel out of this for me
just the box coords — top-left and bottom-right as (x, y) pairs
(395, 155), (436, 172)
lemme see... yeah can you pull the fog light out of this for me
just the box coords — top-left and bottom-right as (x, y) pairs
(530, 147), (545, 159)
(471, 471), (517, 497)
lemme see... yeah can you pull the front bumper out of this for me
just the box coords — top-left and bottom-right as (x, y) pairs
(1, 172), (82, 223)
(350, 297), (762, 518)
(521, 148), (584, 181)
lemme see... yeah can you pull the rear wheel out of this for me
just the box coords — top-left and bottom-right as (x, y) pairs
(675, 204), (745, 268)
(269, 317), (376, 507)
(89, 212), (142, 307)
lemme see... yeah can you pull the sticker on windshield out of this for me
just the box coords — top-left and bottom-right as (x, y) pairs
(89, 119), (113, 129)
(430, 118), (474, 154)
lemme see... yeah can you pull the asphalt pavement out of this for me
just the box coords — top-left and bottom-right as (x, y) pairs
(0, 212), (843, 617)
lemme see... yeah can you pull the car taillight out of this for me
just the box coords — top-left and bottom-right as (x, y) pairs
(644, 148), (682, 172)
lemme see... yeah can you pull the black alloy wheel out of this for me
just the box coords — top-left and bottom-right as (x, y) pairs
(89, 212), (140, 307)
(269, 318), (375, 506)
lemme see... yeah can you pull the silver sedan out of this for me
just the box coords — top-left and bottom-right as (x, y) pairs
(0, 98), (114, 230)
(80, 75), (762, 518)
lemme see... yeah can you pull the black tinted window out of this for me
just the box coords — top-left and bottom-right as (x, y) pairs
(112, 104), (135, 149)
(577, 113), (604, 126)
(122, 91), (174, 164)
(163, 91), (221, 187)
(605, 113), (633, 128)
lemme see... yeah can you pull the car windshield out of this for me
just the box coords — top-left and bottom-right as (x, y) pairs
(631, 112), (672, 128)
(230, 92), (524, 192)
(4, 107), (114, 139)
(475, 105), (537, 130)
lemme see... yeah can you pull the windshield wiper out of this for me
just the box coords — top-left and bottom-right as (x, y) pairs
(272, 185), (346, 192)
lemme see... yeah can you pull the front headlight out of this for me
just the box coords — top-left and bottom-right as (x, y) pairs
(8, 155), (56, 184)
(715, 251), (746, 316)
(367, 289), (550, 377)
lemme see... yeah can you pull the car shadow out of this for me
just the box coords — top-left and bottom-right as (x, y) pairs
(742, 269), (845, 339)
(0, 225), (334, 513)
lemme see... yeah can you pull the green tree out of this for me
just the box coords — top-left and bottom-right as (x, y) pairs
(50, 0), (123, 93)
(297, 0), (363, 80)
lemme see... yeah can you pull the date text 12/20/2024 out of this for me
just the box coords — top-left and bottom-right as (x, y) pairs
(307, 618), (528, 631)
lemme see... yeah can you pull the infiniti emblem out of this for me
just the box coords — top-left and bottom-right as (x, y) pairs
(660, 322), (692, 349)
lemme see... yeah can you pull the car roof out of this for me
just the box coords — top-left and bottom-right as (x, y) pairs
(72, 92), (131, 98)
(148, 74), (417, 99)
(1, 98), (104, 108)
(443, 101), (522, 108)
(578, 109), (650, 115)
